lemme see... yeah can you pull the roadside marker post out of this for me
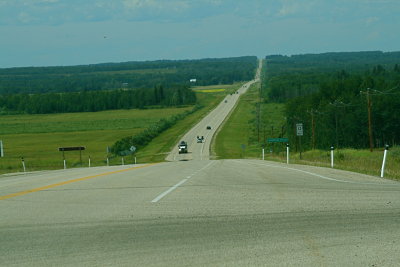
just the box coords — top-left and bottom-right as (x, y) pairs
(88, 156), (91, 168)
(262, 148), (265, 160)
(0, 140), (4, 157)
(330, 146), (334, 168)
(286, 144), (290, 164)
(106, 157), (109, 166)
(21, 157), (26, 173)
(381, 145), (389, 178)
(135, 157), (137, 165)
(63, 159), (67, 170)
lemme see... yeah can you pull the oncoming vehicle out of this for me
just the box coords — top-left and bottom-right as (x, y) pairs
(178, 141), (188, 154)
(197, 136), (204, 143)
(206, 126), (211, 130)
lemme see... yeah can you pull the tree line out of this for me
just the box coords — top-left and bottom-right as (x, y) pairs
(0, 56), (257, 94)
(263, 51), (400, 150)
(0, 85), (196, 114)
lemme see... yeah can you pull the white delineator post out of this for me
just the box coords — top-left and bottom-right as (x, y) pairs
(89, 156), (91, 168)
(21, 157), (26, 173)
(262, 148), (265, 160)
(63, 159), (67, 169)
(330, 146), (334, 168)
(286, 144), (289, 164)
(135, 157), (137, 165)
(107, 157), (109, 166)
(381, 145), (389, 178)
(0, 140), (4, 157)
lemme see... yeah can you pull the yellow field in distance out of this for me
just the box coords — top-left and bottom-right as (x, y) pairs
(193, 89), (226, 93)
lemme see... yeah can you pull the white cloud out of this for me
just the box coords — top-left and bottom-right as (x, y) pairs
(365, 16), (379, 25)
(277, 0), (317, 17)
(122, 0), (190, 11)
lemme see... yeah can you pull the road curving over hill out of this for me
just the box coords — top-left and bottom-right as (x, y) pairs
(165, 59), (262, 162)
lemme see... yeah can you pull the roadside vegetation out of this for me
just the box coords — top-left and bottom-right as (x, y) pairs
(214, 53), (400, 180)
(0, 83), (243, 175)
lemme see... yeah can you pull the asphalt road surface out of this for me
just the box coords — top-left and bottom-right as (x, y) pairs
(1, 60), (400, 266)
(1, 160), (399, 266)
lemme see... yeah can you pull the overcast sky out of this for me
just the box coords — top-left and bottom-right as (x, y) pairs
(1, 0), (399, 68)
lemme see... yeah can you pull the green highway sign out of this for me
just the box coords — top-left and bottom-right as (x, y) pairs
(267, 138), (289, 143)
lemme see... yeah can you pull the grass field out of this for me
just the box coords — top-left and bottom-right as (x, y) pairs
(0, 108), (191, 174)
(0, 83), (243, 174)
(213, 81), (400, 180)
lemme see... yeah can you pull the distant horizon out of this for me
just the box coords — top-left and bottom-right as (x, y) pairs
(1, 0), (399, 68)
(2, 49), (400, 69)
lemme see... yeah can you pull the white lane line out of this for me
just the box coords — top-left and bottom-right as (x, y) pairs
(151, 161), (215, 203)
(151, 179), (188, 203)
(233, 160), (399, 186)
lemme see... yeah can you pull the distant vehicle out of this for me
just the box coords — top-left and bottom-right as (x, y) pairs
(224, 100), (227, 103)
(178, 141), (188, 154)
(197, 136), (204, 143)
(206, 126), (211, 130)
(236, 91), (239, 94)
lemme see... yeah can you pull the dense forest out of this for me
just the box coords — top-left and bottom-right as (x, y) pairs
(0, 56), (257, 94)
(263, 51), (400, 150)
(0, 56), (257, 114)
(0, 85), (196, 114)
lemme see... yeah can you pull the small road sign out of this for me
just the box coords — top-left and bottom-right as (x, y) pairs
(296, 123), (303, 136)
(267, 138), (289, 143)
(130, 146), (136, 152)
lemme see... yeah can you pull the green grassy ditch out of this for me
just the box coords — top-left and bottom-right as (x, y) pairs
(213, 81), (400, 180)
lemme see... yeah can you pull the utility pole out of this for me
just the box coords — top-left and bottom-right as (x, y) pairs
(366, 89), (374, 152)
(360, 89), (374, 152)
(329, 100), (351, 149)
(360, 86), (400, 151)
(307, 109), (317, 150)
(307, 109), (322, 150)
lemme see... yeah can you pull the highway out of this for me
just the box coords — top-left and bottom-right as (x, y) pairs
(1, 160), (400, 266)
(1, 60), (400, 266)
(166, 59), (262, 162)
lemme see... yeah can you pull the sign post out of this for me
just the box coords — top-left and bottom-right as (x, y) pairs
(296, 123), (303, 159)
(58, 147), (85, 169)
(330, 146), (334, 168)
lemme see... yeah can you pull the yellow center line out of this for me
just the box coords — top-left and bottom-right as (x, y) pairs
(0, 163), (158, 201)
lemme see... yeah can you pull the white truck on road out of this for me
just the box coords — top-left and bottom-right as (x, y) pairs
(178, 141), (188, 154)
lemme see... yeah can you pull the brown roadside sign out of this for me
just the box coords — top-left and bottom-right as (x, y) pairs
(58, 146), (85, 152)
